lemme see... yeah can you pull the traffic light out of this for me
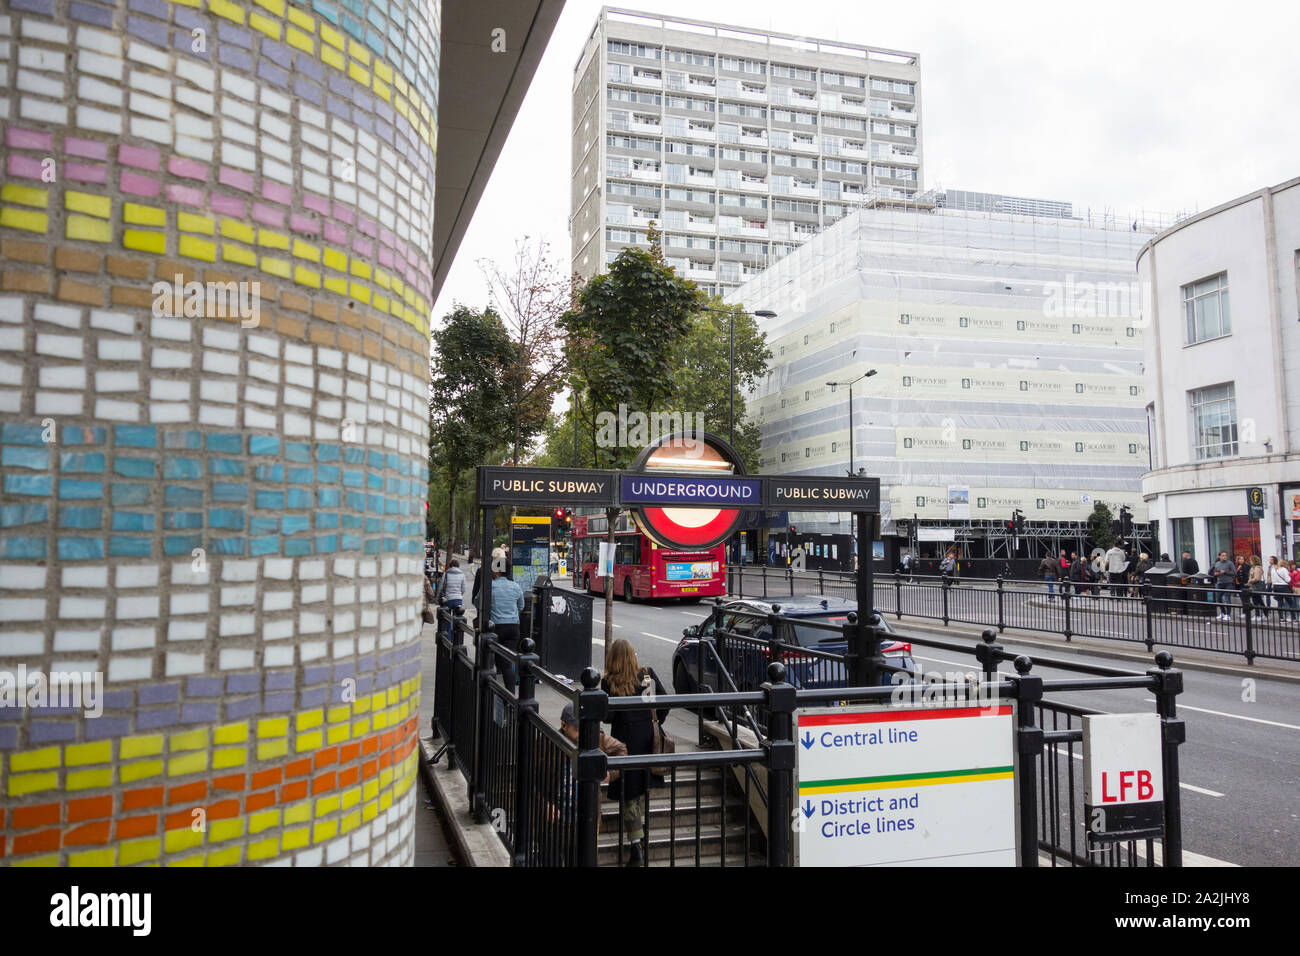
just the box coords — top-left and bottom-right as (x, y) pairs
(1120, 506), (1133, 537)
(564, 508), (573, 526)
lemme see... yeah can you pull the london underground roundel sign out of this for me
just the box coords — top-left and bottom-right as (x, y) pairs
(626, 432), (750, 551)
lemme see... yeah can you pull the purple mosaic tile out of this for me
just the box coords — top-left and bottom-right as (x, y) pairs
(326, 97), (350, 120)
(11, 0), (56, 15)
(296, 54), (324, 82)
(103, 690), (134, 710)
(0, 725), (17, 749)
(294, 78), (323, 105)
(302, 665), (331, 685)
(29, 721), (78, 744)
(84, 716), (131, 740)
(257, 60), (288, 87)
(264, 672), (294, 692)
(225, 673), (260, 695)
(357, 654), (375, 674)
(333, 662), (355, 681)
(219, 22), (252, 48)
(262, 39), (291, 69)
(69, 2), (116, 27)
(218, 45), (252, 70)
(179, 701), (220, 723)
(186, 676), (224, 698)
(136, 707), (179, 730)
(126, 15), (168, 47)
(328, 75), (350, 96)
(300, 687), (328, 708)
(172, 7), (205, 29)
(263, 691), (295, 712)
(128, 0), (169, 17)
(174, 32), (209, 58)
(355, 675), (373, 695)
(138, 682), (179, 705)
(224, 696), (261, 720)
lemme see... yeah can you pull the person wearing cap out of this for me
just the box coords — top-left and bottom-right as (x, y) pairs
(542, 703), (626, 861)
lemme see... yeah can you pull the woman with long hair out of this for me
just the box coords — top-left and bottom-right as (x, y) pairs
(1247, 555), (1266, 621)
(601, 638), (668, 866)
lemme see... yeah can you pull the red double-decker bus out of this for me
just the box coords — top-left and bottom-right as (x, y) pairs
(572, 512), (725, 602)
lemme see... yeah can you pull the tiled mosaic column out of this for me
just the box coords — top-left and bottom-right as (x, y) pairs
(0, 0), (439, 866)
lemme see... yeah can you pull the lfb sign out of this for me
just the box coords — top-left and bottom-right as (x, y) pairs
(1083, 713), (1164, 844)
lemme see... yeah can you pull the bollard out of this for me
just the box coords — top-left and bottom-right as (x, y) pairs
(762, 661), (796, 867)
(1147, 651), (1185, 867)
(996, 576), (1006, 633)
(575, 668), (608, 867)
(976, 628), (1003, 684)
(1241, 587), (1255, 665)
(1011, 655), (1042, 867)
(894, 570), (903, 621)
(470, 622), (497, 823)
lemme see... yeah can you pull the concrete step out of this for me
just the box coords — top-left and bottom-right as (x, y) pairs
(598, 792), (752, 829)
(597, 823), (755, 866)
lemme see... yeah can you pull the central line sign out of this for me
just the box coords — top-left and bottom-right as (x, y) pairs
(794, 703), (1018, 866)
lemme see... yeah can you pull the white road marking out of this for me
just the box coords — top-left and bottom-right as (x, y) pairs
(640, 631), (679, 644)
(1143, 698), (1300, 732)
(1050, 744), (1224, 797)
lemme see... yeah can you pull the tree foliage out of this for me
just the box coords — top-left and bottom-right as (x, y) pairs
(428, 305), (515, 559)
(1086, 499), (1116, 551)
(478, 238), (573, 464)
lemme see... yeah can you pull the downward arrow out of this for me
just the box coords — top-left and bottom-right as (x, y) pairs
(800, 731), (815, 750)
(802, 801), (816, 819)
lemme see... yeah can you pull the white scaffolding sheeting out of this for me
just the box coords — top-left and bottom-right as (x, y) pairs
(728, 204), (1156, 536)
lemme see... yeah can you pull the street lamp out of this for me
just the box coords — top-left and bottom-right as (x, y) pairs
(826, 369), (877, 475)
(702, 306), (776, 445)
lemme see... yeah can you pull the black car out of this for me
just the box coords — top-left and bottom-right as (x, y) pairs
(671, 597), (918, 695)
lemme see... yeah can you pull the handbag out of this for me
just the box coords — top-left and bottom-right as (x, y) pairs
(649, 713), (675, 777)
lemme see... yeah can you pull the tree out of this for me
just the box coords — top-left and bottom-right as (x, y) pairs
(428, 305), (515, 566)
(560, 243), (705, 640)
(479, 238), (572, 465)
(669, 297), (772, 471)
(1087, 500), (1116, 552)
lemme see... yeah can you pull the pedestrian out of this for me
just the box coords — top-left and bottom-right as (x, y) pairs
(1267, 557), (1291, 621)
(488, 567), (526, 692)
(1289, 561), (1300, 622)
(1058, 549), (1072, 596)
(1069, 552), (1088, 594)
(601, 638), (669, 867)
(1175, 550), (1200, 615)
(1209, 551), (1236, 621)
(1247, 555), (1267, 620)
(902, 551), (915, 583)
(434, 558), (466, 638)
(939, 548), (957, 583)
(1105, 541), (1128, 598)
(1038, 552), (1058, 601)
(1089, 550), (1106, 597)
(558, 702), (627, 837)
(473, 546), (507, 607)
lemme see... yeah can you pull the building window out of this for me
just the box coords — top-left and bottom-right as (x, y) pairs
(1183, 273), (1230, 344)
(1189, 382), (1238, 460)
(1170, 517), (1195, 560)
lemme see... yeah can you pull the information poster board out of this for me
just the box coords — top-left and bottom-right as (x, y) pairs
(510, 517), (551, 591)
(794, 703), (1017, 866)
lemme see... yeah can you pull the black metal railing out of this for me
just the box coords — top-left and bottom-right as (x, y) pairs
(726, 565), (1300, 664)
(430, 597), (1186, 867)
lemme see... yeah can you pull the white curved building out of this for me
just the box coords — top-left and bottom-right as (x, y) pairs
(1138, 177), (1300, 566)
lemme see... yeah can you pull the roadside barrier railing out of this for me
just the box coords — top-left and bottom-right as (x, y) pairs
(726, 565), (1299, 664)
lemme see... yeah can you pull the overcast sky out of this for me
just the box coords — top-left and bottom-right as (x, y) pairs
(432, 0), (1300, 322)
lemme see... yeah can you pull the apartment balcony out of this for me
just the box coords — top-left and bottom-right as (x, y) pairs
(789, 138), (818, 153)
(687, 172), (716, 186)
(841, 142), (868, 156)
(739, 131), (769, 146)
(736, 178), (768, 193)
(891, 150), (920, 165)
(737, 223), (769, 238)
(627, 212), (662, 227)
(686, 265), (717, 280)
(890, 108), (916, 122)
(683, 126), (715, 142)
(631, 73), (663, 88)
(836, 100), (869, 116)
(628, 167), (662, 181)
(687, 80), (717, 95)
(630, 120), (661, 135)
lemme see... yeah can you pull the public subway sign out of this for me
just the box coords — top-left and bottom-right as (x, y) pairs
(478, 467), (618, 506)
(794, 703), (1018, 867)
(1083, 713), (1164, 844)
(764, 476), (881, 510)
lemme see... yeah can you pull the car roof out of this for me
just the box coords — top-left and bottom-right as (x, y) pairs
(725, 596), (855, 617)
